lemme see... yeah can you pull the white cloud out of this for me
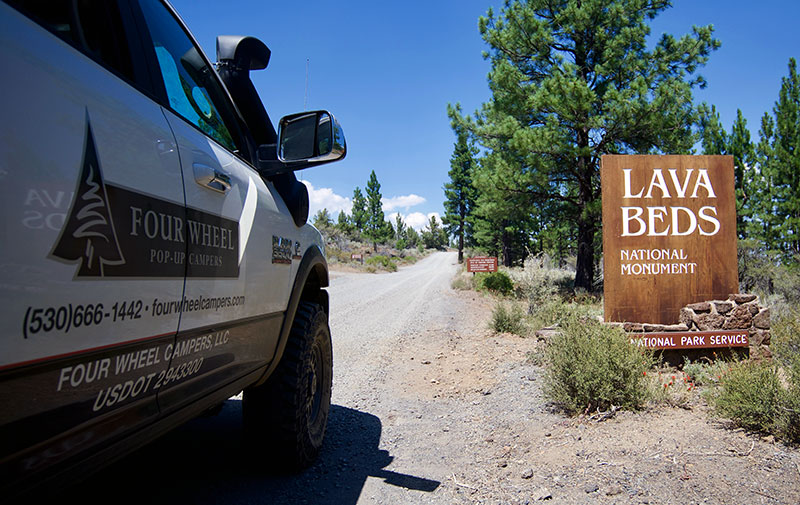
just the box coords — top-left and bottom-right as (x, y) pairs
(299, 182), (435, 230)
(381, 194), (426, 212)
(300, 180), (351, 217)
(400, 211), (441, 231)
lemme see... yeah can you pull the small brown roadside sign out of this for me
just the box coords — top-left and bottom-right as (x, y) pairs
(467, 256), (498, 273)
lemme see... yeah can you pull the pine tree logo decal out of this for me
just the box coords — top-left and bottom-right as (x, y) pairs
(50, 113), (125, 276)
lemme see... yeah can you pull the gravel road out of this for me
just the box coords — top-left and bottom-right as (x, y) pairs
(65, 251), (800, 504)
(327, 250), (461, 406)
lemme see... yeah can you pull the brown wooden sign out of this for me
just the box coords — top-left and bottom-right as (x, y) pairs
(467, 256), (498, 273)
(630, 330), (749, 350)
(601, 155), (738, 325)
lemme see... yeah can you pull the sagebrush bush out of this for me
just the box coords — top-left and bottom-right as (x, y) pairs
(769, 310), (800, 442)
(365, 255), (397, 272)
(772, 310), (800, 384)
(527, 299), (598, 332)
(543, 315), (654, 414)
(713, 360), (783, 434)
(451, 270), (477, 291)
(681, 357), (730, 387)
(477, 271), (514, 295)
(491, 302), (525, 335)
(507, 254), (573, 311)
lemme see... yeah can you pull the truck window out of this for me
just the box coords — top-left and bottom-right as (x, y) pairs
(137, 0), (242, 154)
(6, 0), (136, 83)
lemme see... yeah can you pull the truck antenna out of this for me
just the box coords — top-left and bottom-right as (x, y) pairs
(304, 58), (309, 111)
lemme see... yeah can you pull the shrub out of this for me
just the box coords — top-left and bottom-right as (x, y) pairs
(713, 360), (783, 434)
(771, 310), (800, 442)
(477, 271), (514, 295)
(507, 254), (573, 310)
(527, 299), (598, 332)
(365, 255), (397, 272)
(543, 315), (654, 414)
(681, 357), (730, 387)
(491, 302), (525, 335)
(451, 270), (477, 291)
(772, 310), (800, 384)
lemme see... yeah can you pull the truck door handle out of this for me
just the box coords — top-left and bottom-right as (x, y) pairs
(193, 163), (231, 193)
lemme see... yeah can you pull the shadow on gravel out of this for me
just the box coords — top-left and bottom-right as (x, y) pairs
(63, 401), (439, 505)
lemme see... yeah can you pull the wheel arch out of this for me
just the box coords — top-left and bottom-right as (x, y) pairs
(253, 244), (328, 386)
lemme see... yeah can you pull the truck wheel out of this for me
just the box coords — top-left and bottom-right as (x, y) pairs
(243, 301), (332, 469)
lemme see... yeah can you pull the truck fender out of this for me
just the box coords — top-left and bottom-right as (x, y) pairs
(253, 245), (328, 386)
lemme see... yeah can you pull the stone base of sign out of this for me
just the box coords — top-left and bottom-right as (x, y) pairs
(606, 293), (771, 358)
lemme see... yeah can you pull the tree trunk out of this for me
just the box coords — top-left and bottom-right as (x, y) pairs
(574, 213), (595, 291)
(501, 225), (512, 267)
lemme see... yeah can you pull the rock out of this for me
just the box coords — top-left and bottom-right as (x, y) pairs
(723, 305), (753, 330)
(713, 301), (734, 314)
(521, 468), (534, 479)
(754, 308), (771, 329)
(624, 322), (644, 332)
(695, 313), (724, 331)
(750, 330), (766, 346)
(662, 323), (690, 331)
(536, 329), (560, 340)
(679, 309), (695, 329)
(643, 324), (669, 332)
(729, 293), (757, 304)
(687, 302), (711, 313)
(606, 485), (624, 496)
(532, 487), (552, 501)
(584, 483), (599, 493)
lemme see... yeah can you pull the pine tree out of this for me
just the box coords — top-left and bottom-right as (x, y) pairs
(351, 187), (367, 234)
(312, 208), (333, 230)
(772, 58), (800, 259)
(699, 105), (756, 239)
(442, 122), (478, 263)
(751, 112), (781, 249)
(335, 210), (355, 237)
(728, 109), (756, 238)
(469, 149), (536, 266)
(393, 214), (406, 241)
(698, 103), (727, 155)
(452, 0), (719, 290)
(364, 170), (391, 251)
(421, 215), (448, 250)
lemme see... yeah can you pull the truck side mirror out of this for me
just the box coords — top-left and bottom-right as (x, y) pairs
(279, 111), (346, 163)
(258, 110), (346, 175)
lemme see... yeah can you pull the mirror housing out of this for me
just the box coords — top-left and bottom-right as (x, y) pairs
(257, 110), (346, 176)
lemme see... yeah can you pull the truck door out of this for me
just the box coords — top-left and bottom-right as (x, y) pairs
(133, 0), (295, 413)
(0, 1), (182, 484)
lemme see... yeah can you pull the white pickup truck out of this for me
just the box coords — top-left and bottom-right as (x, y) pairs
(0, 0), (346, 498)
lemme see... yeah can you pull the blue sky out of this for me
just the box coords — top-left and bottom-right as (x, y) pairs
(171, 0), (800, 230)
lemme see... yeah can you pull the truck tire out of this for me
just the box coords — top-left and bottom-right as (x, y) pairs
(243, 301), (332, 469)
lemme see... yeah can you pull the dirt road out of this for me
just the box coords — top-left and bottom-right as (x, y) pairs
(67, 251), (800, 504)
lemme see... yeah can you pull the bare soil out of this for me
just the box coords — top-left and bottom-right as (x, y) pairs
(378, 288), (800, 504)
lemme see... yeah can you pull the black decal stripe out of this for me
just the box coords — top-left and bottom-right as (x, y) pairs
(174, 310), (284, 336)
